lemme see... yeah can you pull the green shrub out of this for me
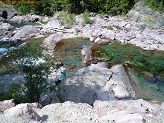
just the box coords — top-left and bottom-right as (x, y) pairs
(0, 83), (22, 102)
(82, 9), (92, 24)
(58, 11), (76, 27)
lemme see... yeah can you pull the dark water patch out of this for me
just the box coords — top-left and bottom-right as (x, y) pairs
(9, 22), (40, 28)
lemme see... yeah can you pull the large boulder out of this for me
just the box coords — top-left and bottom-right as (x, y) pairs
(10, 16), (30, 23)
(37, 101), (94, 123)
(4, 104), (41, 121)
(93, 99), (164, 123)
(0, 99), (15, 111)
(9, 25), (38, 43)
(42, 33), (63, 50)
(0, 23), (13, 36)
(58, 63), (113, 105)
(105, 64), (135, 99)
(58, 63), (135, 105)
(81, 45), (92, 64)
(35, 99), (164, 123)
(0, 4), (17, 19)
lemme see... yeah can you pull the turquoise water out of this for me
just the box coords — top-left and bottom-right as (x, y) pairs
(54, 38), (92, 74)
(0, 36), (164, 103)
(127, 68), (164, 104)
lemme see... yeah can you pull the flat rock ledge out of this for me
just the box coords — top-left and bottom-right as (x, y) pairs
(0, 63), (164, 123)
(58, 63), (135, 105)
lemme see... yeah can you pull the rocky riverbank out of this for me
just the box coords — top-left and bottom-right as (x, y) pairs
(0, 63), (164, 123)
(0, 1), (164, 123)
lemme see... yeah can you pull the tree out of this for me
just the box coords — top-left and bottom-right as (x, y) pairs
(14, 42), (52, 103)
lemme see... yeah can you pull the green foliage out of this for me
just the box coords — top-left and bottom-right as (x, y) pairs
(58, 11), (76, 27)
(13, 0), (136, 16)
(14, 42), (53, 103)
(82, 9), (92, 24)
(146, 0), (164, 12)
(0, 83), (22, 102)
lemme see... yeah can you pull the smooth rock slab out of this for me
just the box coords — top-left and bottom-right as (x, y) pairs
(0, 99), (15, 111)
(58, 63), (113, 105)
(42, 33), (63, 50)
(9, 25), (38, 43)
(4, 104), (41, 121)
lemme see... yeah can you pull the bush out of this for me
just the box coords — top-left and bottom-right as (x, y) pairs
(58, 11), (76, 27)
(13, 42), (53, 103)
(82, 9), (92, 24)
(0, 83), (22, 103)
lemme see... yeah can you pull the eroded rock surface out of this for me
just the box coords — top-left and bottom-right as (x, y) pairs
(42, 33), (63, 50)
(0, 23), (13, 36)
(58, 63), (135, 105)
(9, 25), (38, 43)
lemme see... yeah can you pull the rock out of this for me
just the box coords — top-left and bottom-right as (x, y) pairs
(0, 23), (13, 36)
(34, 99), (164, 123)
(0, 4), (18, 19)
(45, 19), (61, 28)
(81, 45), (92, 64)
(104, 64), (135, 99)
(94, 37), (101, 43)
(9, 25), (38, 43)
(4, 104), (41, 121)
(89, 36), (96, 42)
(0, 17), (5, 22)
(0, 99), (15, 111)
(40, 94), (52, 106)
(42, 16), (49, 22)
(42, 33), (63, 50)
(96, 38), (110, 45)
(30, 14), (42, 22)
(37, 101), (94, 123)
(10, 16), (30, 23)
(0, 48), (8, 55)
(58, 63), (113, 105)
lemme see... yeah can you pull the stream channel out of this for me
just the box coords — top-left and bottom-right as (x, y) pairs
(0, 22), (164, 104)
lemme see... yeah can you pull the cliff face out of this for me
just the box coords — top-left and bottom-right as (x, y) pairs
(126, 1), (164, 29)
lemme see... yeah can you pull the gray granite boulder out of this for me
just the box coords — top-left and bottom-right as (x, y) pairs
(4, 104), (41, 121)
(0, 99), (15, 111)
(58, 63), (135, 105)
(9, 25), (38, 43)
(81, 45), (92, 64)
(0, 23), (13, 36)
(42, 33), (63, 50)
(58, 63), (113, 105)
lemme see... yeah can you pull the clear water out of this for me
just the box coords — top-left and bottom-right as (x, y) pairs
(54, 38), (92, 74)
(92, 42), (164, 103)
(127, 68), (164, 104)
(0, 36), (164, 103)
